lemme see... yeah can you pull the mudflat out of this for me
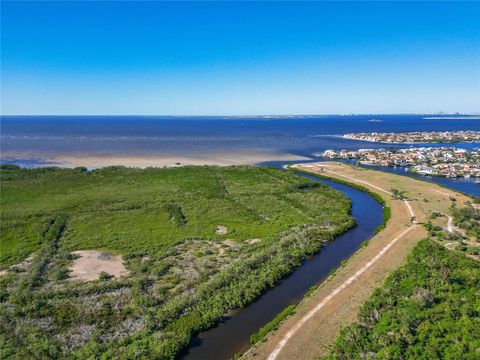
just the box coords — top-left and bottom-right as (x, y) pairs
(244, 161), (471, 360)
(1, 150), (309, 169)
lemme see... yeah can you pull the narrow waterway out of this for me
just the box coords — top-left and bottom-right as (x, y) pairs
(181, 168), (384, 360)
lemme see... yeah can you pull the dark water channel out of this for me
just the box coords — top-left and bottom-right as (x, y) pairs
(181, 168), (384, 360)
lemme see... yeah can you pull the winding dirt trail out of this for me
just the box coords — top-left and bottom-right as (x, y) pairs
(311, 163), (416, 219)
(243, 162), (469, 360)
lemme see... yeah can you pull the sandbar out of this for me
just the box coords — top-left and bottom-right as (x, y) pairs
(1, 150), (310, 169)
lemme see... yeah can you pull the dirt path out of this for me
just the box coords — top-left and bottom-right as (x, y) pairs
(243, 162), (471, 360)
(447, 215), (454, 233)
(309, 163), (415, 219)
(267, 226), (417, 360)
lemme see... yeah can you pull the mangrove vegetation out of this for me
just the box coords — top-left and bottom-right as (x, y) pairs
(0, 165), (353, 359)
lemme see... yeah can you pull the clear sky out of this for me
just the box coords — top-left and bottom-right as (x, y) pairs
(1, 1), (479, 115)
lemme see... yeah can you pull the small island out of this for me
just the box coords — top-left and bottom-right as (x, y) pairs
(320, 147), (480, 178)
(343, 130), (480, 144)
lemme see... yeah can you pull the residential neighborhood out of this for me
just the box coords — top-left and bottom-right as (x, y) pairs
(343, 130), (480, 144)
(320, 147), (480, 178)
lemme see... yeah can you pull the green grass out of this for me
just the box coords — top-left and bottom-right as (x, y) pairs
(322, 239), (480, 360)
(0, 165), (353, 359)
(1, 165), (351, 268)
(288, 165), (391, 235)
(250, 304), (296, 345)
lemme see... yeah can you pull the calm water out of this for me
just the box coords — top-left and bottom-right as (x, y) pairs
(181, 173), (384, 360)
(2, 115), (479, 195)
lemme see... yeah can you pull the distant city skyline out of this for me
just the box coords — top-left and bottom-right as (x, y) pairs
(1, 1), (479, 115)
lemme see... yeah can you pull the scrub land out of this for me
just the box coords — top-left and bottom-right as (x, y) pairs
(0, 165), (353, 359)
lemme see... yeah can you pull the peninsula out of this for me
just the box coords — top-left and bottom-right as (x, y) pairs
(343, 130), (480, 143)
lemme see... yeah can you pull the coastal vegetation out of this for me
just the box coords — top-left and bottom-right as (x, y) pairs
(250, 305), (296, 345)
(451, 205), (480, 240)
(0, 164), (353, 359)
(289, 166), (391, 236)
(322, 238), (480, 359)
(424, 203), (480, 259)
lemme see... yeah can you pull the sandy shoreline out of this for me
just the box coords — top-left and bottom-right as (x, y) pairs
(1, 150), (310, 169)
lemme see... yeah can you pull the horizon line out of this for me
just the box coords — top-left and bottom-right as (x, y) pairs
(1, 113), (479, 117)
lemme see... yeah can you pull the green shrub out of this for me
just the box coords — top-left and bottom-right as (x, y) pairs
(322, 239), (480, 359)
(250, 305), (296, 344)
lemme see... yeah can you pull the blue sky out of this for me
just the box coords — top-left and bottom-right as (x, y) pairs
(1, 1), (479, 115)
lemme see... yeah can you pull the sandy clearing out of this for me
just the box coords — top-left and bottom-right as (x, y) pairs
(69, 250), (128, 281)
(223, 239), (240, 248)
(443, 214), (466, 236)
(245, 161), (471, 360)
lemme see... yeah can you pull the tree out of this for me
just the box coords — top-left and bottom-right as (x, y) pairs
(390, 188), (406, 200)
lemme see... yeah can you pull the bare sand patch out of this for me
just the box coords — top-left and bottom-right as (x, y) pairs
(246, 238), (262, 245)
(223, 239), (240, 248)
(69, 250), (128, 281)
(215, 225), (228, 235)
(0, 254), (35, 276)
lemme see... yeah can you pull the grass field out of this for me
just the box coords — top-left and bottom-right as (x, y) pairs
(0, 165), (353, 359)
(1, 165), (352, 267)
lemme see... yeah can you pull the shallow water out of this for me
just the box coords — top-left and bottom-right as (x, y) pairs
(2, 115), (479, 195)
